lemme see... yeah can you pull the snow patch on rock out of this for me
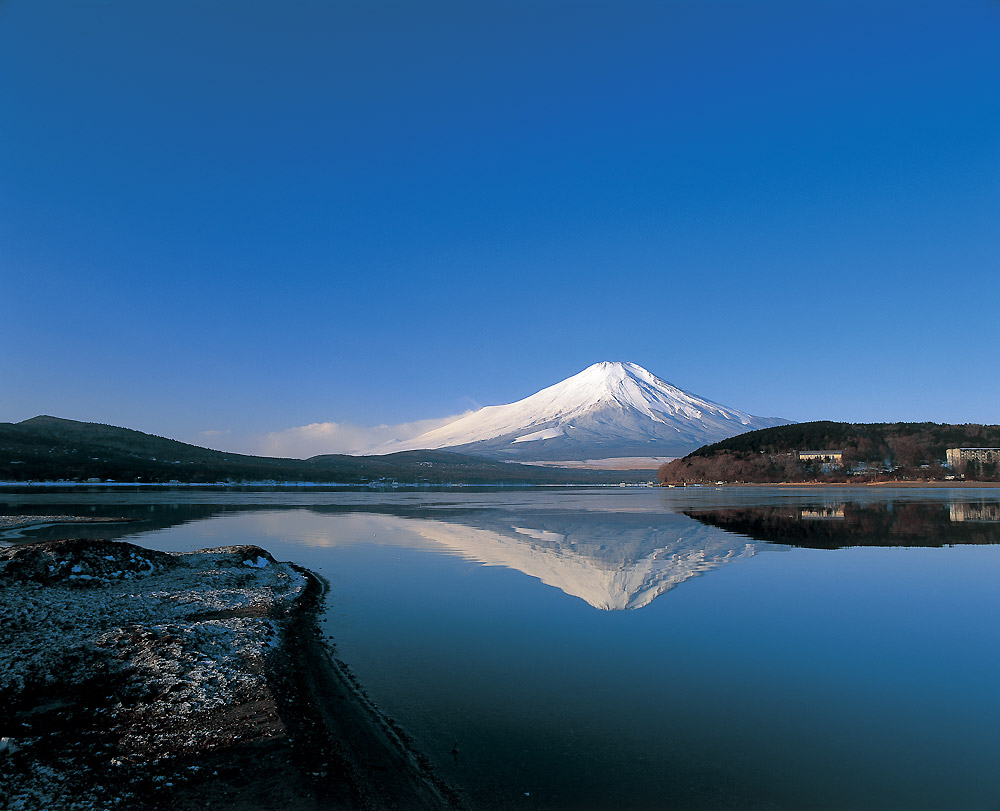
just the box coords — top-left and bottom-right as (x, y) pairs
(0, 538), (308, 811)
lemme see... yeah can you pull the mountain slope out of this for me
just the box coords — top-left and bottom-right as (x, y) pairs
(0, 416), (643, 484)
(373, 361), (790, 461)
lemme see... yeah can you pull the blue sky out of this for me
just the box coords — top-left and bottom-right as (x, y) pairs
(2, 1), (999, 455)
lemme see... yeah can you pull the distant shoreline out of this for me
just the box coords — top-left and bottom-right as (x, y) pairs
(0, 481), (656, 490)
(5, 479), (997, 491)
(663, 480), (1000, 489)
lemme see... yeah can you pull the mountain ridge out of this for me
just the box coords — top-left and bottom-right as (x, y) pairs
(0, 416), (645, 484)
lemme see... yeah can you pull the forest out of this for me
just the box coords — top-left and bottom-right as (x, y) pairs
(658, 421), (1000, 484)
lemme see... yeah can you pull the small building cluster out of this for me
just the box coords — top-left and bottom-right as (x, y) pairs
(795, 449), (844, 473)
(798, 450), (843, 463)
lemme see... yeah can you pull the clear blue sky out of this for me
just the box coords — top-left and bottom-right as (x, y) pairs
(3, 1), (999, 453)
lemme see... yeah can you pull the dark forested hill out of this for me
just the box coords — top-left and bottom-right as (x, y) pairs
(658, 421), (1000, 484)
(0, 416), (642, 485)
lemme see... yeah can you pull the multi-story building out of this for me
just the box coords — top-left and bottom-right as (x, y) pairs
(945, 448), (1000, 469)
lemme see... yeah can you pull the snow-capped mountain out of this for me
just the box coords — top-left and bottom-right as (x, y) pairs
(372, 361), (791, 461)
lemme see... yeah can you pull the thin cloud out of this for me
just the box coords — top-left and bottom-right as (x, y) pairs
(256, 414), (468, 459)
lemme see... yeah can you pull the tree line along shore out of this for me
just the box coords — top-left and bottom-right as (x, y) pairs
(659, 421), (1000, 485)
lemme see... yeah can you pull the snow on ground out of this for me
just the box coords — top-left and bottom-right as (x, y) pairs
(0, 537), (309, 811)
(518, 456), (676, 470)
(511, 427), (565, 444)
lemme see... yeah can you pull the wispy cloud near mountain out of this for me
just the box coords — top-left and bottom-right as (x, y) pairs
(196, 415), (470, 458)
(194, 361), (789, 459)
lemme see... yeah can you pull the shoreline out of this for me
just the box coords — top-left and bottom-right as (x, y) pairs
(662, 480), (1000, 488)
(263, 565), (463, 811)
(0, 538), (461, 811)
(161, 563), (463, 811)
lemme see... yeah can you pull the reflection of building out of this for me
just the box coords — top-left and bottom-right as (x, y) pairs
(798, 450), (843, 463)
(949, 502), (1000, 523)
(799, 506), (845, 520)
(946, 448), (1000, 469)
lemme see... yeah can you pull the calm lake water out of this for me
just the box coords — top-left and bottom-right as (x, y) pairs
(4, 486), (1000, 810)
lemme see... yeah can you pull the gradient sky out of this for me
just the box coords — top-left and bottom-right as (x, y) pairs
(3, 1), (999, 456)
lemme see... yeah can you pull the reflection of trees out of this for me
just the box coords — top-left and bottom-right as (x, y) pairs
(685, 502), (1000, 548)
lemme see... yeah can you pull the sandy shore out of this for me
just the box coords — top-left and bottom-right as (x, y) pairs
(0, 537), (460, 811)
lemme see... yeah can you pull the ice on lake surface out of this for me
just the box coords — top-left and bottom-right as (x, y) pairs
(4, 486), (1000, 810)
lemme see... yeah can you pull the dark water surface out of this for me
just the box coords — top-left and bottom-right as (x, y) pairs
(4, 486), (1000, 810)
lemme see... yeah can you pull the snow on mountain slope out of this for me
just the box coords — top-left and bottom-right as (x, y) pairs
(371, 361), (791, 461)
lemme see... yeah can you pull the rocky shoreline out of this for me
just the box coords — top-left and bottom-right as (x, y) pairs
(0, 537), (460, 811)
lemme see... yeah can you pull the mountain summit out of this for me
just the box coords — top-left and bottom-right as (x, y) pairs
(372, 361), (791, 462)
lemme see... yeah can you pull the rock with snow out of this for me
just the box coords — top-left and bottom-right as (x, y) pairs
(0, 539), (309, 811)
(372, 361), (791, 462)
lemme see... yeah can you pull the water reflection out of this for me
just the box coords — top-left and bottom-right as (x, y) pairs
(386, 512), (756, 610)
(1, 496), (763, 611)
(194, 508), (760, 611)
(949, 501), (1000, 522)
(13, 491), (1000, 612)
(685, 500), (1000, 548)
(0, 501), (254, 543)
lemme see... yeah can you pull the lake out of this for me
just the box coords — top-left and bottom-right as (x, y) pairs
(4, 486), (1000, 810)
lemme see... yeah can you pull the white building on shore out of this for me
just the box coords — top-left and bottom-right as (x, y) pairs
(798, 450), (843, 463)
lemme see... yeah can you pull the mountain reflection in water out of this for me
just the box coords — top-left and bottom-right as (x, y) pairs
(1, 498), (762, 611)
(685, 499), (1000, 548)
(385, 511), (756, 610)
